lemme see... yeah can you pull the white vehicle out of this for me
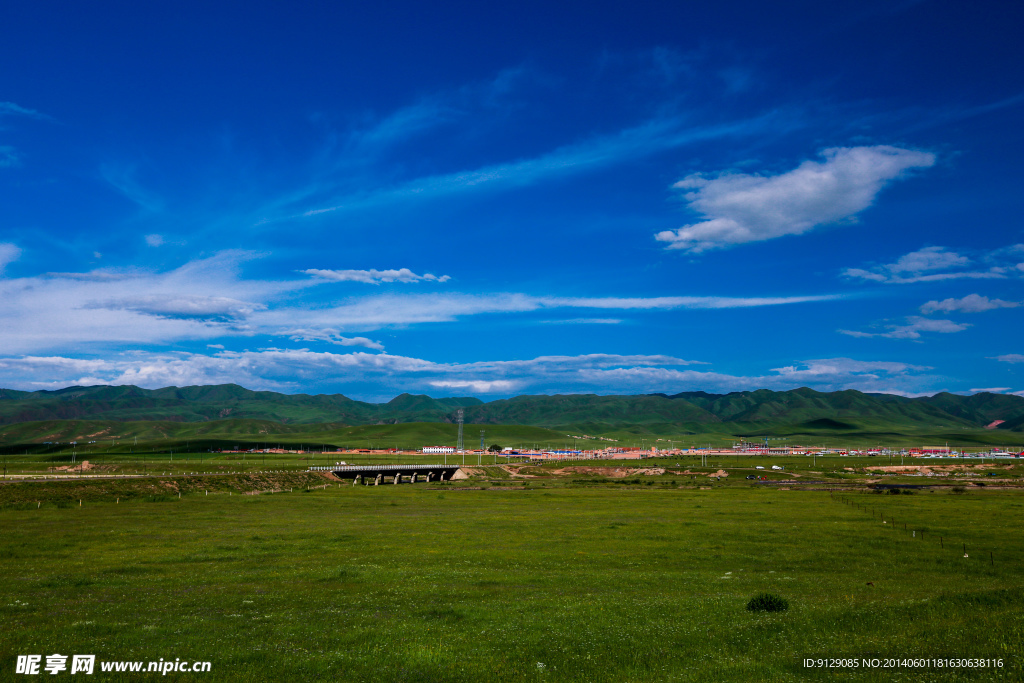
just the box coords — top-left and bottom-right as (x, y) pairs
(771, 465), (783, 470)
(755, 466), (765, 470)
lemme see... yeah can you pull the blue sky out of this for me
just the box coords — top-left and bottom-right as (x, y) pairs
(0, 0), (1021, 400)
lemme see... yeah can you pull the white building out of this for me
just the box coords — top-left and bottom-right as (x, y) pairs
(422, 446), (456, 454)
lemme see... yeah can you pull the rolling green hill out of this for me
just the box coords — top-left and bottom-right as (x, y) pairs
(0, 384), (1022, 442)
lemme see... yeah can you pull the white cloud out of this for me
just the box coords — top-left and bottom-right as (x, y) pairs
(429, 380), (522, 393)
(970, 387), (1012, 393)
(303, 268), (451, 284)
(770, 358), (931, 380)
(920, 294), (1020, 314)
(0, 243), (22, 273)
(993, 354), (1024, 364)
(888, 246), (969, 274)
(655, 145), (936, 252)
(145, 234), (165, 247)
(845, 245), (1024, 284)
(839, 316), (970, 340)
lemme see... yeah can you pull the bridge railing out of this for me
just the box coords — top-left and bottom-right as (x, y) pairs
(307, 464), (457, 472)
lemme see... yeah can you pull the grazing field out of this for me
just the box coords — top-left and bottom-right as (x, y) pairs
(2, 477), (1023, 681)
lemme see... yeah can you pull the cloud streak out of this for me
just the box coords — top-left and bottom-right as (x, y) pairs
(839, 316), (970, 340)
(0, 101), (52, 121)
(294, 111), (784, 220)
(303, 268), (451, 284)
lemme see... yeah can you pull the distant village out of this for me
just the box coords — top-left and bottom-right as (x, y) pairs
(214, 441), (1022, 460)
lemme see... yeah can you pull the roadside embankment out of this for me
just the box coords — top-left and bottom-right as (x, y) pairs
(0, 470), (332, 509)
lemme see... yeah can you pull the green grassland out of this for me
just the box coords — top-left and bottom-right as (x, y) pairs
(2, 475), (1023, 681)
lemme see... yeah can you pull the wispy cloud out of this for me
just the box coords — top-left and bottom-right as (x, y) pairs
(0, 243), (21, 274)
(100, 165), (164, 212)
(303, 268), (451, 284)
(283, 328), (384, 351)
(920, 294), (1020, 314)
(294, 111), (784, 220)
(655, 146), (935, 252)
(0, 145), (20, 168)
(0, 101), (52, 121)
(845, 245), (1024, 284)
(839, 316), (970, 340)
(992, 354), (1024, 364)
(540, 294), (842, 309)
(0, 102), (53, 171)
(83, 295), (266, 323)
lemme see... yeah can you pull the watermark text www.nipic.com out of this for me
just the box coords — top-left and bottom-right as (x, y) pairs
(16, 654), (212, 675)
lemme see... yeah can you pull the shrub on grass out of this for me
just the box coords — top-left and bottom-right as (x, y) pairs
(746, 593), (789, 613)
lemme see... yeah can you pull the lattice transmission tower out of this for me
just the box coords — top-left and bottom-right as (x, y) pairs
(455, 408), (464, 454)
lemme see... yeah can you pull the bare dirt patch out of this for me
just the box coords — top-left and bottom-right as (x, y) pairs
(451, 467), (485, 480)
(47, 461), (116, 473)
(550, 466), (666, 478)
(666, 469), (729, 478)
(500, 465), (539, 478)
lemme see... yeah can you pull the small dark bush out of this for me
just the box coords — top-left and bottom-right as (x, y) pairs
(951, 486), (967, 494)
(746, 593), (789, 613)
(901, 488), (916, 495)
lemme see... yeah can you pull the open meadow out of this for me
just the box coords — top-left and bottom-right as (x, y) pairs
(2, 465), (1023, 681)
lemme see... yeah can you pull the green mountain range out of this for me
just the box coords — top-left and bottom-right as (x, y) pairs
(0, 384), (1022, 435)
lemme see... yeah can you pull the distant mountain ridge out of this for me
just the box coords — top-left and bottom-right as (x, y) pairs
(0, 384), (1022, 432)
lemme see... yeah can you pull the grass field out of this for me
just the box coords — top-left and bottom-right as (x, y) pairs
(2, 471), (1023, 681)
